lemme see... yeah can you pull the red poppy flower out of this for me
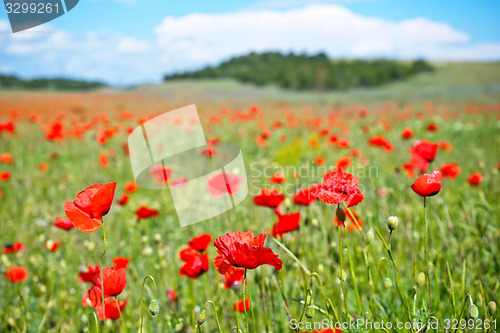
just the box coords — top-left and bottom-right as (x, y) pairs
(224, 268), (245, 289)
(440, 163), (461, 179)
(79, 264), (100, 284)
(124, 181), (138, 193)
(180, 252), (209, 279)
(135, 206), (160, 220)
(467, 172), (483, 186)
(411, 171), (442, 197)
(207, 173), (242, 197)
(94, 267), (127, 297)
(116, 194), (129, 206)
(0, 171), (11, 181)
(426, 123), (438, 132)
(39, 162), (49, 172)
(336, 157), (352, 171)
(167, 288), (177, 303)
(270, 173), (286, 184)
(2, 241), (25, 254)
(98, 152), (109, 168)
(316, 169), (364, 207)
(334, 210), (363, 231)
(214, 231), (283, 275)
(188, 233), (213, 252)
(54, 217), (74, 230)
(368, 135), (394, 152)
(411, 141), (438, 164)
(64, 182), (116, 233)
(438, 141), (452, 151)
(96, 299), (128, 321)
(45, 121), (64, 141)
(315, 156), (325, 165)
(4, 266), (28, 283)
(293, 184), (320, 205)
(338, 138), (350, 148)
(401, 128), (414, 139)
(253, 188), (285, 208)
(45, 240), (61, 252)
(0, 153), (13, 164)
(270, 212), (301, 238)
(112, 256), (130, 269)
(233, 297), (251, 312)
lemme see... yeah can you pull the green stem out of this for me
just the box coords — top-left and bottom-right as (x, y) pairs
(140, 275), (157, 333)
(242, 269), (249, 333)
(454, 295), (470, 333)
(204, 301), (222, 333)
(114, 297), (125, 330)
(99, 224), (107, 323)
(423, 196), (432, 312)
(308, 272), (340, 323)
(271, 237), (311, 275)
(344, 227), (362, 315)
(89, 312), (99, 333)
(346, 207), (366, 242)
(338, 223), (348, 316)
(298, 289), (313, 331)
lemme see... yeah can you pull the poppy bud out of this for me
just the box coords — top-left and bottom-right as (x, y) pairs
(148, 299), (159, 317)
(305, 289), (313, 306)
(336, 206), (346, 223)
(488, 301), (496, 316)
(387, 216), (399, 231)
(305, 305), (315, 319)
(416, 272), (426, 287)
(468, 303), (478, 319)
(196, 309), (207, 326)
(366, 228), (374, 244)
(383, 277), (392, 289)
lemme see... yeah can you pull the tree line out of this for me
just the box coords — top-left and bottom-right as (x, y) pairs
(164, 52), (434, 90)
(0, 75), (107, 90)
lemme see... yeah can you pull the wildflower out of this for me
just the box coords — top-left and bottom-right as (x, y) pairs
(135, 206), (160, 220)
(316, 169), (364, 207)
(467, 172), (483, 186)
(233, 297), (251, 312)
(64, 182), (116, 233)
(112, 256), (130, 269)
(2, 242), (25, 254)
(387, 216), (399, 231)
(124, 181), (139, 193)
(293, 184), (320, 206)
(4, 266), (28, 283)
(93, 267), (127, 296)
(411, 171), (442, 197)
(79, 265), (100, 283)
(270, 173), (286, 184)
(401, 128), (414, 139)
(270, 212), (301, 238)
(440, 163), (461, 179)
(253, 188), (285, 208)
(54, 217), (74, 230)
(188, 233), (213, 252)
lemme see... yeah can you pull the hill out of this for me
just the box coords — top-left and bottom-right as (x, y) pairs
(163, 52), (434, 91)
(0, 74), (107, 91)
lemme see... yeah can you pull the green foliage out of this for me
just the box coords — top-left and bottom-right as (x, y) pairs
(164, 52), (434, 90)
(0, 74), (107, 91)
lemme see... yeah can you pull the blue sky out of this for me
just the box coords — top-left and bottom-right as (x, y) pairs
(1, 0), (499, 84)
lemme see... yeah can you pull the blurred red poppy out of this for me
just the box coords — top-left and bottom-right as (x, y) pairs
(112, 256), (130, 269)
(188, 233), (213, 252)
(223, 268), (245, 289)
(116, 194), (129, 206)
(440, 163), (461, 179)
(253, 188), (285, 208)
(0, 171), (11, 181)
(270, 173), (286, 184)
(293, 184), (320, 205)
(54, 217), (74, 230)
(45, 240), (61, 252)
(316, 169), (364, 208)
(180, 252), (209, 279)
(214, 231), (282, 275)
(79, 264), (100, 284)
(96, 299), (127, 321)
(368, 135), (394, 152)
(94, 267), (127, 297)
(401, 128), (414, 139)
(39, 162), (49, 172)
(0, 153), (13, 164)
(270, 212), (301, 238)
(4, 266), (28, 283)
(233, 297), (251, 312)
(467, 172), (483, 186)
(336, 157), (352, 171)
(45, 121), (64, 141)
(411, 171), (442, 197)
(2, 241), (25, 254)
(207, 173), (242, 197)
(124, 181), (138, 193)
(315, 156), (325, 165)
(135, 206), (160, 220)
(411, 141), (438, 164)
(426, 123), (438, 132)
(64, 182), (116, 233)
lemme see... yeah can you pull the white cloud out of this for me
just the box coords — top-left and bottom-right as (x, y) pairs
(1, 5), (499, 84)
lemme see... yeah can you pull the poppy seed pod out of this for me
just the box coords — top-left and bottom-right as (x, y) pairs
(196, 309), (207, 326)
(416, 272), (426, 287)
(148, 299), (159, 317)
(305, 305), (315, 319)
(383, 277), (392, 289)
(468, 304), (479, 319)
(336, 206), (346, 223)
(366, 228), (374, 244)
(387, 216), (399, 231)
(488, 301), (496, 315)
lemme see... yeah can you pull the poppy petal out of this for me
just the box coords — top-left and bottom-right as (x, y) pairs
(64, 201), (102, 233)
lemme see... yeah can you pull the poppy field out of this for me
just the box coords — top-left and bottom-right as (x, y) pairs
(0, 89), (499, 333)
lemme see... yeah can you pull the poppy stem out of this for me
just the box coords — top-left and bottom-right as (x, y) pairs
(298, 288), (313, 329)
(271, 237), (311, 275)
(343, 227), (362, 315)
(114, 297), (125, 330)
(423, 196), (432, 312)
(99, 224), (107, 323)
(140, 275), (157, 333)
(203, 301), (222, 333)
(242, 269), (249, 333)
(337, 223), (348, 317)
(345, 207), (367, 242)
